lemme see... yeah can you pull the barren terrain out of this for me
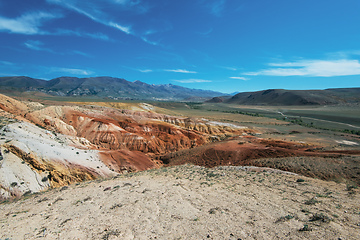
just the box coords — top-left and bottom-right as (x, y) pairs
(1, 165), (360, 239)
(0, 92), (360, 239)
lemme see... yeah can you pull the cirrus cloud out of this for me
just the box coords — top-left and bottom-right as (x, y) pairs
(24, 40), (54, 52)
(230, 76), (249, 80)
(50, 67), (94, 76)
(0, 12), (61, 35)
(47, 0), (133, 35)
(138, 69), (153, 73)
(0, 11), (110, 40)
(164, 69), (197, 73)
(245, 59), (360, 77)
(173, 79), (211, 83)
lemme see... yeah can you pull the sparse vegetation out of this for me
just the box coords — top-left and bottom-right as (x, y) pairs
(110, 203), (123, 209)
(309, 213), (331, 223)
(299, 224), (311, 231)
(304, 198), (320, 205)
(102, 229), (121, 240)
(275, 214), (294, 223)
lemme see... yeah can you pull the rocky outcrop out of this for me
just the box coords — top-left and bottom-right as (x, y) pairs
(0, 121), (117, 199)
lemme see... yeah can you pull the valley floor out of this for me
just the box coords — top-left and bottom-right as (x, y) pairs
(1, 165), (359, 240)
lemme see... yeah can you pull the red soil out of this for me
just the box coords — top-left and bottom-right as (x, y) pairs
(166, 137), (360, 168)
(99, 149), (158, 173)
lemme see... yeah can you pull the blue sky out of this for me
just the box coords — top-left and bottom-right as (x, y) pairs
(0, 0), (360, 93)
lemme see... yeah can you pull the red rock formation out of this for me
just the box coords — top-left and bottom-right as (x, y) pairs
(27, 106), (248, 155)
(0, 93), (252, 197)
(99, 149), (158, 173)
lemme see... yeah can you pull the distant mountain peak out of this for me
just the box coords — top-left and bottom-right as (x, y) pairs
(0, 76), (224, 101)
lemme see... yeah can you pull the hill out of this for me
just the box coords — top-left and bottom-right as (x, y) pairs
(210, 88), (360, 105)
(0, 76), (223, 101)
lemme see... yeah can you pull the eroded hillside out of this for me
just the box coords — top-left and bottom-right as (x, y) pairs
(0, 94), (250, 199)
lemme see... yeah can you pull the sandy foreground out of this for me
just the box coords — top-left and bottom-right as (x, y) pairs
(0, 165), (359, 240)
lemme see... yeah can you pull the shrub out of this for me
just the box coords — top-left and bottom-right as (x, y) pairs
(309, 213), (331, 223)
(304, 198), (320, 205)
(299, 224), (311, 231)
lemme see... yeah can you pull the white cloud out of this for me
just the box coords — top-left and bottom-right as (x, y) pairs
(46, 0), (160, 44)
(0, 12), (60, 35)
(24, 40), (92, 57)
(141, 36), (159, 46)
(230, 76), (249, 80)
(0, 10), (110, 40)
(51, 67), (94, 76)
(174, 79), (211, 83)
(47, 0), (132, 35)
(245, 59), (360, 77)
(54, 29), (110, 41)
(0, 72), (19, 77)
(0, 61), (14, 66)
(213, 0), (226, 16)
(72, 50), (92, 57)
(24, 40), (55, 53)
(108, 22), (132, 34)
(138, 69), (153, 73)
(113, 0), (132, 4)
(111, 0), (141, 7)
(221, 66), (238, 71)
(144, 29), (157, 35)
(24, 40), (42, 51)
(200, 0), (226, 17)
(326, 50), (360, 59)
(165, 69), (197, 73)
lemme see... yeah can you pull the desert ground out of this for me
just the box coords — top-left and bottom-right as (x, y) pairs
(1, 165), (360, 240)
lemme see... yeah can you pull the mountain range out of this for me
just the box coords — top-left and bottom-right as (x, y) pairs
(207, 88), (360, 105)
(0, 76), (223, 101)
(1, 76), (359, 105)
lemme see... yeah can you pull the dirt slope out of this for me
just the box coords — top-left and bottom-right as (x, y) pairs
(1, 165), (359, 240)
(164, 137), (360, 184)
